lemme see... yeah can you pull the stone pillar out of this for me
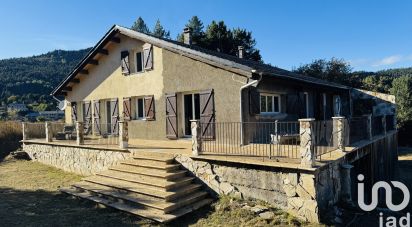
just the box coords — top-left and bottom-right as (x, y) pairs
(340, 164), (354, 205)
(364, 114), (372, 140)
(191, 120), (202, 156)
(118, 121), (128, 149)
(299, 118), (315, 167)
(76, 121), (84, 145)
(382, 115), (387, 135)
(22, 122), (27, 141)
(45, 122), (53, 142)
(332, 117), (346, 152)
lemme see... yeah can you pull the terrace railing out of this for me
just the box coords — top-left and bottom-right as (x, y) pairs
(348, 116), (369, 144)
(372, 116), (384, 136)
(199, 121), (300, 160)
(313, 120), (338, 160)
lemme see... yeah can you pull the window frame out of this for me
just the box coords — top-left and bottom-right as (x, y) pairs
(134, 51), (144, 73)
(260, 93), (281, 114)
(133, 97), (146, 120)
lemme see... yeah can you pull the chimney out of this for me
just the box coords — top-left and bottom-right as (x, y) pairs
(238, 46), (244, 59)
(183, 27), (192, 45)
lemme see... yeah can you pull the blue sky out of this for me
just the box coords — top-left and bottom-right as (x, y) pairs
(1, 0), (411, 71)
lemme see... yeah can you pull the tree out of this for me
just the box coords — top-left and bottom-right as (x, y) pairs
(204, 21), (233, 54)
(390, 76), (412, 127)
(131, 17), (150, 33)
(177, 16), (205, 44)
(152, 19), (170, 39)
(231, 28), (262, 62)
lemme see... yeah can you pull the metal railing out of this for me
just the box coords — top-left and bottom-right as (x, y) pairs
(199, 121), (299, 160)
(313, 120), (338, 159)
(348, 116), (368, 144)
(84, 123), (119, 146)
(25, 122), (46, 140)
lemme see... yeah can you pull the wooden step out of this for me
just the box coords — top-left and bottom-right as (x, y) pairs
(72, 181), (208, 213)
(121, 160), (180, 171)
(110, 165), (187, 180)
(133, 154), (175, 164)
(84, 176), (202, 201)
(96, 170), (194, 190)
(61, 187), (213, 223)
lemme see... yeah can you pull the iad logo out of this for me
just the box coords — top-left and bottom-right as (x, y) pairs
(357, 174), (411, 227)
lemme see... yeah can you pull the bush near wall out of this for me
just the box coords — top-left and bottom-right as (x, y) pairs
(0, 121), (22, 160)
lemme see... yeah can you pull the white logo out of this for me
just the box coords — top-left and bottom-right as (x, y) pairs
(357, 174), (410, 211)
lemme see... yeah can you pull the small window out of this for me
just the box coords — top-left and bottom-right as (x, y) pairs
(260, 94), (280, 113)
(135, 98), (145, 119)
(136, 52), (143, 73)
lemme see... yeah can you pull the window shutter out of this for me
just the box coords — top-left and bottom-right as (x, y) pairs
(249, 87), (260, 115)
(200, 89), (216, 140)
(122, 97), (131, 121)
(165, 93), (178, 139)
(143, 45), (153, 70)
(121, 51), (130, 75)
(71, 102), (77, 123)
(111, 99), (119, 135)
(84, 101), (92, 134)
(144, 95), (155, 120)
(93, 100), (101, 135)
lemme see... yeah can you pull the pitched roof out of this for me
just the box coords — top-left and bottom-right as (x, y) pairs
(52, 25), (349, 96)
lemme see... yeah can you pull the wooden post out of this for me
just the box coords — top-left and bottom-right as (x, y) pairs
(299, 118), (315, 167)
(22, 122), (27, 141)
(118, 120), (128, 149)
(45, 122), (52, 142)
(191, 120), (202, 156)
(76, 121), (84, 145)
(332, 116), (346, 152)
(340, 164), (353, 205)
(364, 114), (372, 140)
(382, 115), (387, 135)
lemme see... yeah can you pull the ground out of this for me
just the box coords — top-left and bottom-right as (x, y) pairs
(0, 156), (305, 227)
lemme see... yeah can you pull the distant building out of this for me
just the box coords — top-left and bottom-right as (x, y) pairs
(7, 103), (28, 112)
(0, 105), (6, 114)
(38, 111), (65, 120)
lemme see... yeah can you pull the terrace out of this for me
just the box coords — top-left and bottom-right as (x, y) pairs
(21, 114), (397, 169)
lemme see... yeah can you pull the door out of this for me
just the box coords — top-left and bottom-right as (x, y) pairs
(183, 93), (200, 136)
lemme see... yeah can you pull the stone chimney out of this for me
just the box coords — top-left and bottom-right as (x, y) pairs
(238, 46), (244, 59)
(183, 27), (192, 45)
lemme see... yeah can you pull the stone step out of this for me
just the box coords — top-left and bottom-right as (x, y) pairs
(110, 165), (187, 180)
(97, 170), (194, 190)
(60, 187), (213, 223)
(72, 181), (209, 213)
(120, 160), (180, 172)
(84, 175), (202, 201)
(132, 151), (175, 159)
(132, 153), (175, 164)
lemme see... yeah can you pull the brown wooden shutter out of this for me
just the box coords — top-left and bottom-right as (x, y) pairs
(165, 93), (178, 139)
(249, 87), (260, 115)
(121, 51), (130, 75)
(111, 99), (119, 135)
(84, 101), (92, 134)
(200, 89), (216, 140)
(122, 97), (131, 121)
(143, 45), (153, 70)
(144, 95), (155, 120)
(71, 102), (77, 123)
(93, 100), (101, 134)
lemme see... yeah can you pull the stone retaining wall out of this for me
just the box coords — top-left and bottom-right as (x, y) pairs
(175, 155), (320, 223)
(23, 143), (131, 175)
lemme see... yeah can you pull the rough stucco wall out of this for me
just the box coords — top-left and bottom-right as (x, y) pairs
(23, 143), (131, 175)
(175, 155), (319, 223)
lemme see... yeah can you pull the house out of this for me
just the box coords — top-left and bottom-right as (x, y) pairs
(7, 103), (28, 112)
(52, 25), (351, 141)
(21, 25), (397, 223)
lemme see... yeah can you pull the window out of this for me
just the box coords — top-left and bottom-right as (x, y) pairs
(135, 98), (145, 119)
(135, 52), (143, 73)
(260, 94), (280, 113)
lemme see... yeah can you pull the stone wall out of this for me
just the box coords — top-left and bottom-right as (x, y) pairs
(23, 142), (131, 175)
(175, 155), (319, 223)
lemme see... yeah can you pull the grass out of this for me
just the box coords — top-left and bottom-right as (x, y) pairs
(0, 121), (22, 160)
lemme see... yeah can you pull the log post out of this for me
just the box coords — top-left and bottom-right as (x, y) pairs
(191, 120), (202, 156)
(22, 122), (27, 141)
(45, 122), (53, 142)
(299, 118), (315, 167)
(382, 115), (387, 135)
(364, 114), (372, 140)
(76, 121), (84, 145)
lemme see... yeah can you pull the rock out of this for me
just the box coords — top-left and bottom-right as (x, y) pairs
(296, 185), (313, 200)
(219, 182), (234, 195)
(288, 197), (304, 210)
(250, 205), (269, 214)
(259, 211), (275, 220)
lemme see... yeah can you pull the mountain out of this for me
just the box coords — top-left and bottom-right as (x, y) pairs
(0, 48), (91, 108)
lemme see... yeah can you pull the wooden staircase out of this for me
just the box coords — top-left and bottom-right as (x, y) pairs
(60, 151), (213, 223)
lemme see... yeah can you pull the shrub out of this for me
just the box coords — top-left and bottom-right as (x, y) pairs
(0, 121), (22, 160)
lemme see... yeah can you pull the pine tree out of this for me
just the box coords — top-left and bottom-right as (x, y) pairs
(152, 19), (170, 39)
(204, 21), (233, 53)
(177, 16), (205, 44)
(131, 17), (150, 34)
(232, 28), (262, 62)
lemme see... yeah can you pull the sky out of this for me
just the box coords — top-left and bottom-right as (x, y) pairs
(0, 0), (412, 72)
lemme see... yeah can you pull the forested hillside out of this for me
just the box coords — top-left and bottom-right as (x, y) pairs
(0, 48), (90, 107)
